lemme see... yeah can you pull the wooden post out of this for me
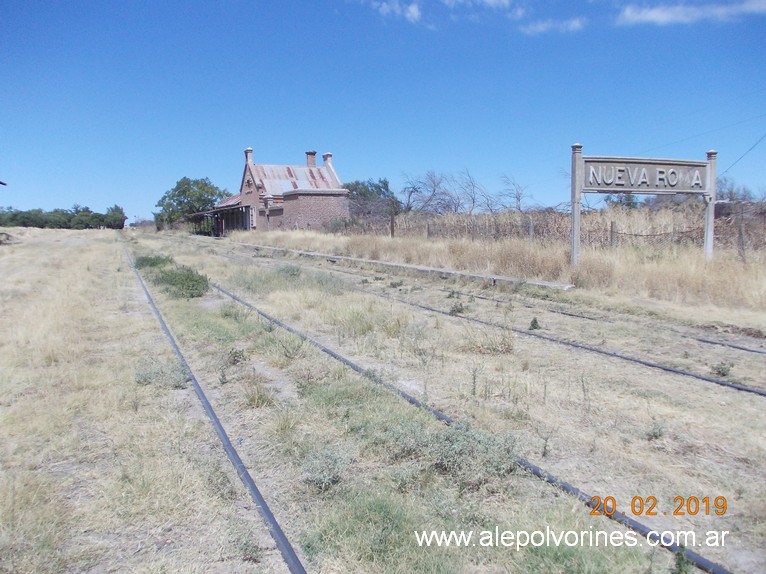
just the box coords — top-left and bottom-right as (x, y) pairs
(389, 213), (395, 238)
(610, 221), (617, 249)
(528, 217), (534, 241)
(571, 144), (583, 266)
(704, 150), (717, 262)
(737, 208), (747, 263)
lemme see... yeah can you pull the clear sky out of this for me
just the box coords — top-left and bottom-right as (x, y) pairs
(2, 1), (765, 222)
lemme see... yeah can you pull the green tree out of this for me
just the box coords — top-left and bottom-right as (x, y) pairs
(70, 206), (96, 229)
(0, 207), (17, 227)
(15, 208), (46, 228)
(343, 178), (401, 222)
(104, 205), (127, 229)
(44, 208), (74, 229)
(154, 177), (228, 229)
(605, 192), (639, 209)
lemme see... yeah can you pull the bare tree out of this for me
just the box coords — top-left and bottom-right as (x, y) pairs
(401, 171), (460, 215)
(717, 175), (754, 202)
(455, 169), (484, 215)
(501, 174), (528, 212)
(478, 174), (528, 213)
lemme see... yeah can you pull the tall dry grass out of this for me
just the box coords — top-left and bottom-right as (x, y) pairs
(229, 228), (766, 312)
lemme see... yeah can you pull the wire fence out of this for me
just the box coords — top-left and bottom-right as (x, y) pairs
(340, 208), (766, 253)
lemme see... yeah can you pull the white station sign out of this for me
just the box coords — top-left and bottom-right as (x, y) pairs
(583, 157), (708, 194)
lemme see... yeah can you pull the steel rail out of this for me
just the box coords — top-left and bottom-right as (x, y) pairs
(230, 241), (575, 290)
(127, 259), (306, 574)
(210, 281), (733, 574)
(186, 235), (766, 356)
(316, 261), (765, 355)
(194, 243), (765, 396)
(213, 284), (453, 425)
(376, 292), (766, 397)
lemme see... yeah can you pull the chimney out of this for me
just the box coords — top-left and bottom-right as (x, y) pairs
(244, 147), (253, 163)
(306, 150), (317, 167)
(322, 152), (333, 166)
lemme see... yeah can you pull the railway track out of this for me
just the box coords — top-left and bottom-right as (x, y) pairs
(134, 233), (764, 572)
(209, 280), (733, 574)
(125, 246), (307, 574)
(184, 237), (765, 397)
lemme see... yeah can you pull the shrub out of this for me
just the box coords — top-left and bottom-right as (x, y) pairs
(277, 264), (302, 278)
(134, 254), (174, 269)
(226, 348), (246, 366)
(154, 265), (209, 298)
(134, 357), (188, 389)
(430, 424), (516, 488)
(449, 301), (466, 315)
(711, 361), (733, 377)
(303, 447), (345, 492)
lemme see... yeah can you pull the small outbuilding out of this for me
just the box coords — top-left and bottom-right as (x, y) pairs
(204, 148), (349, 236)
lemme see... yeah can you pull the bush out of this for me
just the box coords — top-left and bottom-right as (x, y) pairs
(134, 357), (188, 389)
(276, 264), (302, 278)
(430, 424), (516, 488)
(303, 447), (346, 492)
(154, 265), (209, 298)
(134, 254), (174, 269)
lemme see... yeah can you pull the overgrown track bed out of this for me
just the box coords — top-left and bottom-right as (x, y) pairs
(132, 231), (766, 573)
(127, 250), (306, 574)
(0, 229), (294, 573)
(183, 235), (766, 396)
(210, 283), (733, 574)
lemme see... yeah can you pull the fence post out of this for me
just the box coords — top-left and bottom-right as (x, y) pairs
(738, 208), (747, 263)
(528, 217), (534, 241)
(610, 221), (617, 249)
(389, 214), (395, 238)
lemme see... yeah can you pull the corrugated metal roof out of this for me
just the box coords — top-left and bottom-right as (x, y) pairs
(215, 193), (242, 208)
(251, 164), (342, 197)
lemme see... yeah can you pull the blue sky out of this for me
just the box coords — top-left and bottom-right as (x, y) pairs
(1, 1), (765, 221)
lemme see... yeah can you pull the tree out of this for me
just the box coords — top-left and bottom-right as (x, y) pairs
(44, 208), (74, 228)
(717, 176), (753, 202)
(455, 170), (484, 215)
(70, 206), (97, 229)
(401, 171), (462, 215)
(605, 192), (639, 209)
(480, 174), (528, 213)
(104, 205), (128, 229)
(154, 177), (228, 229)
(343, 178), (401, 222)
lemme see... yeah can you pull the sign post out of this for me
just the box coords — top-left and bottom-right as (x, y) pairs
(570, 145), (716, 267)
(704, 150), (717, 262)
(570, 144), (583, 266)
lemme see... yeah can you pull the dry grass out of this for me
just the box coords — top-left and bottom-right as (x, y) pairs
(0, 229), (283, 573)
(53, 228), (760, 573)
(228, 216), (766, 312)
(138, 282), (653, 573)
(143, 230), (765, 573)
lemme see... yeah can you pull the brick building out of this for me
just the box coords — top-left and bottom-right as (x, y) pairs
(204, 148), (349, 235)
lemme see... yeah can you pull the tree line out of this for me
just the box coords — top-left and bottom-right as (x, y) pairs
(0, 204), (127, 229)
(150, 172), (763, 233)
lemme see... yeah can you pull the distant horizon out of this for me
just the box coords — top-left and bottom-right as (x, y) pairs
(2, 1), (764, 221)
